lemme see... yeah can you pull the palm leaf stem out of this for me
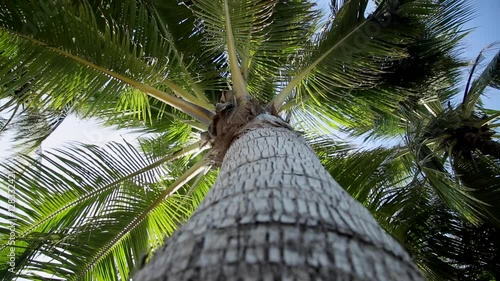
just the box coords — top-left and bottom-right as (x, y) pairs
(183, 165), (210, 199)
(224, 0), (249, 101)
(160, 80), (214, 111)
(74, 160), (208, 280)
(395, 136), (452, 159)
(161, 111), (207, 131)
(5, 30), (215, 125)
(462, 48), (484, 111)
(464, 46), (500, 117)
(0, 142), (201, 252)
(239, 3), (255, 83)
(183, 121), (207, 131)
(241, 44), (250, 82)
(481, 112), (500, 127)
(392, 147), (411, 159)
(281, 96), (310, 111)
(149, 7), (213, 107)
(144, 104), (207, 131)
(0, 103), (19, 132)
(423, 103), (439, 118)
(489, 123), (500, 129)
(271, 20), (369, 111)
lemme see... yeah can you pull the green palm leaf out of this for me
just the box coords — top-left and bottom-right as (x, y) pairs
(381, 182), (467, 281)
(463, 44), (500, 116)
(273, 0), (425, 109)
(323, 144), (499, 280)
(0, 0), (214, 126)
(452, 153), (500, 221)
(292, 0), (469, 134)
(0, 141), (210, 280)
(0, 0), (489, 280)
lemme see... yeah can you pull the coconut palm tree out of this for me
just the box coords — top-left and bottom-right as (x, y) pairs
(402, 46), (500, 280)
(328, 46), (500, 280)
(322, 145), (500, 280)
(0, 0), (470, 280)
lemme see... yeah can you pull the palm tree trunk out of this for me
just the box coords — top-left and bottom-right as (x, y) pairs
(134, 126), (423, 280)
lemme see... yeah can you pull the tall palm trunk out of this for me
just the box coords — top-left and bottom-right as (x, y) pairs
(134, 126), (423, 280)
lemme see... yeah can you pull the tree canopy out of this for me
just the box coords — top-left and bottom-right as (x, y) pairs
(2, 0), (498, 280)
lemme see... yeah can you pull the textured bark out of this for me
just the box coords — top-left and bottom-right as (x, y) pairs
(134, 127), (423, 280)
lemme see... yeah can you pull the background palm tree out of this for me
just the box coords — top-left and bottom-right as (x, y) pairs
(327, 46), (500, 280)
(0, 0), (471, 280)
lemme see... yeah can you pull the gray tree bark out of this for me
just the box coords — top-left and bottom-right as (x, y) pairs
(134, 127), (423, 280)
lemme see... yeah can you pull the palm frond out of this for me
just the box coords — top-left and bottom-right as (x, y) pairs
(190, 0), (323, 103)
(191, 0), (276, 99)
(406, 129), (486, 223)
(273, 0), (422, 109)
(246, 0), (320, 102)
(324, 148), (411, 212)
(5, 105), (70, 153)
(452, 153), (500, 222)
(380, 181), (468, 281)
(463, 44), (500, 117)
(322, 144), (499, 280)
(287, 0), (469, 138)
(0, 0), (214, 126)
(420, 166), (483, 224)
(0, 141), (207, 280)
(147, 0), (230, 104)
(138, 121), (197, 159)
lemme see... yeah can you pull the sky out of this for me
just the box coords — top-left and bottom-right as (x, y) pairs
(460, 0), (500, 109)
(1, 0), (499, 160)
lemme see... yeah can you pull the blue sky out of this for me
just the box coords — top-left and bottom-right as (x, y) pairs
(461, 0), (500, 109)
(462, 0), (499, 57)
(1, 0), (499, 159)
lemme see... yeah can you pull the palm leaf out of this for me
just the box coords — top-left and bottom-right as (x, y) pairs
(245, 0), (320, 101)
(147, 0), (231, 104)
(322, 144), (498, 280)
(463, 44), (500, 117)
(285, 0), (469, 135)
(324, 148), (406, 208)
(273, 0), (420, 109)
(452, 152), (500, 222)
(0, 141), (209, 280)
(7, 105), (70, 153)
(0, 0), (214, 126)
(380, 181), (468, 281)
(190, 0), (272, 99)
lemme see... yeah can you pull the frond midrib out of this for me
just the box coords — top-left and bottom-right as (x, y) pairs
(271, 19), (369, 111)
(72, 161), (207, 281)
(1, 28), (215, 125)
(5, 143), (200, 249)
